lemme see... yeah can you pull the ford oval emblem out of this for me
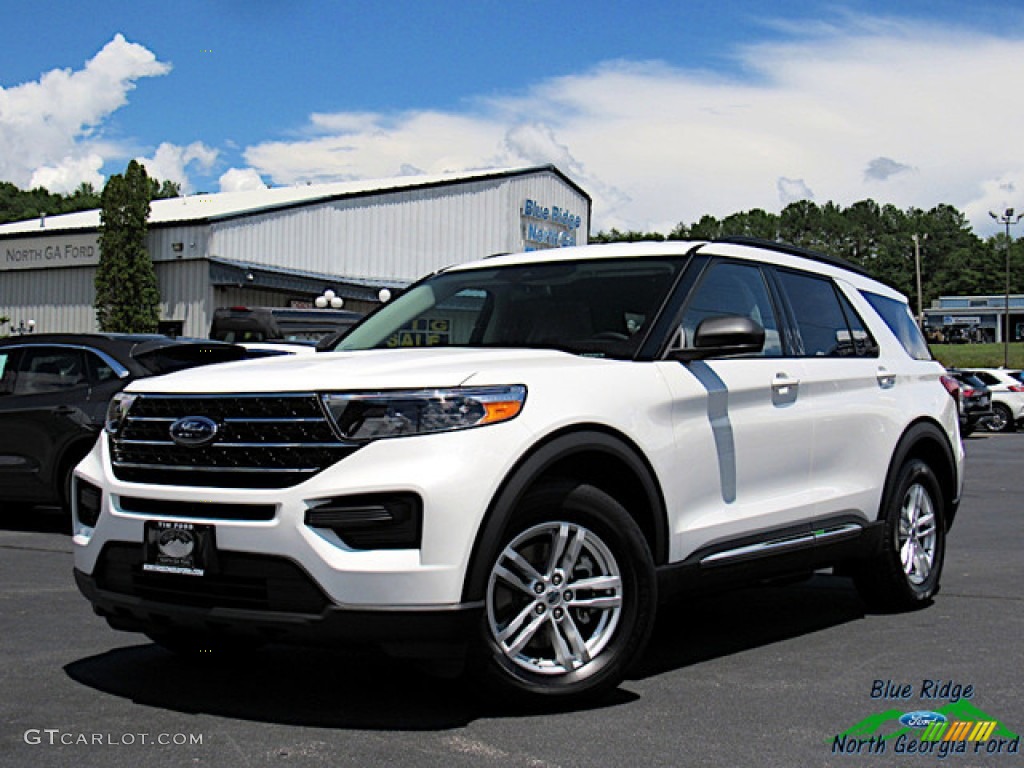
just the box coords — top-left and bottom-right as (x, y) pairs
(899, 711), (948, 729)
(169, 416), (219, 447)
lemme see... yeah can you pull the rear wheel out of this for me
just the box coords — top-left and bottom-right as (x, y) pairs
(472, 482), (656, 705)
(984, 402), (1013, 433)
(853, 458), (945, 611)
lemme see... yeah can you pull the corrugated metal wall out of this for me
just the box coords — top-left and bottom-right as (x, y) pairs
(208, 171), (589, 282)
(0, 265), (99, 335)
(1, 169), (589, 338)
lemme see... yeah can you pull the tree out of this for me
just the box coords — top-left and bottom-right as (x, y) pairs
(94, 160), (161, 332)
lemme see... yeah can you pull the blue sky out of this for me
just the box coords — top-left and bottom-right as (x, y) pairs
(3, 1), (1024, 234)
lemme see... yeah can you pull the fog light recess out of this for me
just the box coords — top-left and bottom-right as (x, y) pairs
(305, 493), (422, 550)
(76, 479), (103, 528)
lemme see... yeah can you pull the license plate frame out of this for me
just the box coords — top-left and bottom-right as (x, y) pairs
(143, 521), (216, 577)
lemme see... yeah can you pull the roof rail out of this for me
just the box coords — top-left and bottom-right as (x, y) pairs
(710, 236), (871, 277)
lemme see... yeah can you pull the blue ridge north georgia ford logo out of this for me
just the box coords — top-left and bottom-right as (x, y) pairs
(168, 416), (219, 447)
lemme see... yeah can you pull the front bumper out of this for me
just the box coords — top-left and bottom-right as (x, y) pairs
(74, 566), (481, 654)
(73, 420), (533, 609)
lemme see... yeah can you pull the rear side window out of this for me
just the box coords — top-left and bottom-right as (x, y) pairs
(776, 270), (878, 357)
(862, 291), (932, 361)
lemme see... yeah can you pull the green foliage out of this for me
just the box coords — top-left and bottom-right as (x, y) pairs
(94, 161), (161, 332)
(0, 176), (178, 225)
(662, 199), (1021, 307)
(589, 228), (665, 243)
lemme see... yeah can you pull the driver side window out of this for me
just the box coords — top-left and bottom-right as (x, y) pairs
(679, 262), (782, 357)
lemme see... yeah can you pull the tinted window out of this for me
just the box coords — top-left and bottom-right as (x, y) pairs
(679, 261), (782, 356)
(85, 350), (119, 384)
(777, 270), (872, 357)
(836, 291), (879, 357)
(862, 291), (931, 361)
(338, 258), (686, 360)
(0, 351), (14, 396)
(14, 348), (88, 395)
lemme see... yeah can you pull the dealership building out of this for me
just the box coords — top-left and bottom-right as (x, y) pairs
(923, 294), (1024, 343)
(0, 165), (590, 338)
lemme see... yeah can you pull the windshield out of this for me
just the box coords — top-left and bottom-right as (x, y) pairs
(336, 257), (686, 359)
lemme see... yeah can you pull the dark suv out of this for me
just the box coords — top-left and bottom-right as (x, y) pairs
(0, 334), (247, 510)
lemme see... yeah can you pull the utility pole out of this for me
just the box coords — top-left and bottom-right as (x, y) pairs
(989, 208), (1023, 368)
(912, 233), (926, 328)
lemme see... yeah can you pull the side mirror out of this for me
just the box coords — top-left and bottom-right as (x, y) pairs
(669, 315), (765, 361)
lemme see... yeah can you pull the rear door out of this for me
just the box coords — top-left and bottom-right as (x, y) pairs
(771, 269), (897, 522)
(0, 346), (95, 503)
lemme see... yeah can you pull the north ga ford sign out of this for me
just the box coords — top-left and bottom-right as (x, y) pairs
(521, 199), (581, 249)
(2, 233), (100, 271)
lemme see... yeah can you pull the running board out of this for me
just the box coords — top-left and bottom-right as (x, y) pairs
(700, 523), (864, 567)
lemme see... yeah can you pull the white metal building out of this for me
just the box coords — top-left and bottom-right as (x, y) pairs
(0, 165), (590, 338)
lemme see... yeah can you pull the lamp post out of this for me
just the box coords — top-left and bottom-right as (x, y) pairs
(989, 208), (1023, 368)
(912, 233), (927, 328)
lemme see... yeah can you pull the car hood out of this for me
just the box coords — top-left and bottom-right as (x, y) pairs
(125, 347), (605, 394)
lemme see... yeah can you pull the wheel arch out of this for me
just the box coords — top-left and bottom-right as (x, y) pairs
(53, 434), (100, 508)
(882, 418), (960, 531)
(462, 425), (667, 603)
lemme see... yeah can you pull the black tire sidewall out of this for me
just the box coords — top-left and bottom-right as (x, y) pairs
(988, 403), (1012, 433)
(473, 481), (656, 703)
(882, 459), (946, 605)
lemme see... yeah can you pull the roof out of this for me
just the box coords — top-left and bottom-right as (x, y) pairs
(0, 165), (588, 237)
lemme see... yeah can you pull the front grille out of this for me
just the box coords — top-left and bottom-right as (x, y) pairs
(111, 393), (359, 488)
(94, 542), (330, 613)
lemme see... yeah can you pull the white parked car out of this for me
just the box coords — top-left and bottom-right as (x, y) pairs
(72, 239), (963, 704)
(962, 368), (1024, 432)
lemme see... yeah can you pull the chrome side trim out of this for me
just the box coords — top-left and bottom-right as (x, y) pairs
(700, 523), (863, 566)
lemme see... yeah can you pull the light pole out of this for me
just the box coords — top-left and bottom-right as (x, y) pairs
(912, 233), (926, 328)
(989, 208), (1023, 368)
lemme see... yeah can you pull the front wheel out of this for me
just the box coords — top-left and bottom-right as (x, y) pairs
(473, 482), (656, 705)
(852, 458), (945, 612)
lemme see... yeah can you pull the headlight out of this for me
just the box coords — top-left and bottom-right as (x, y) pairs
(105, 392), (137, 435)
(321, 385), (526, 442)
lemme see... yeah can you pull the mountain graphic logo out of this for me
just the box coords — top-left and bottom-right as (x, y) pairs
(835, 700), (1019, 743)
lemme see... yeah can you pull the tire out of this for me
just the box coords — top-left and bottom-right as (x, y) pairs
(471, 481), (656, 705)
(852, 458), (945, 612)
(984, 403), (1013, 433)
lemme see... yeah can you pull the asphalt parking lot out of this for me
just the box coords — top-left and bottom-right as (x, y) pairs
(1, 433), (1021, 768)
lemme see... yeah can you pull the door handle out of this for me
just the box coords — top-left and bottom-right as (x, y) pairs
(876, 368), (896, 389)
(772, 373), (800, 397)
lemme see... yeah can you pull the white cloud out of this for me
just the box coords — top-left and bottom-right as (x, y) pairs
(29, 153), (105, 194)
(777, 178), (814, 205)
(239, 18), (1024, 235)
(218, 167), (268, 192)
(0, 34), (171, 192)
(136, 141), (218, 192)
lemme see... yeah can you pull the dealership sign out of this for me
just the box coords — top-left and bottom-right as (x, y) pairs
(2, 233), (100, 271)
(521, 199), (581, 250)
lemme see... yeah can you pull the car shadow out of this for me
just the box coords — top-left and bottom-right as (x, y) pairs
(632, 572), (866, 680)
(0, 504), (70, 534)
(64, 573), (867, 728)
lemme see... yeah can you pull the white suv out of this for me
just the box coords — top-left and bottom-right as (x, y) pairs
(964, 368), (1024, 432)
(73, 240), (963, 703)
